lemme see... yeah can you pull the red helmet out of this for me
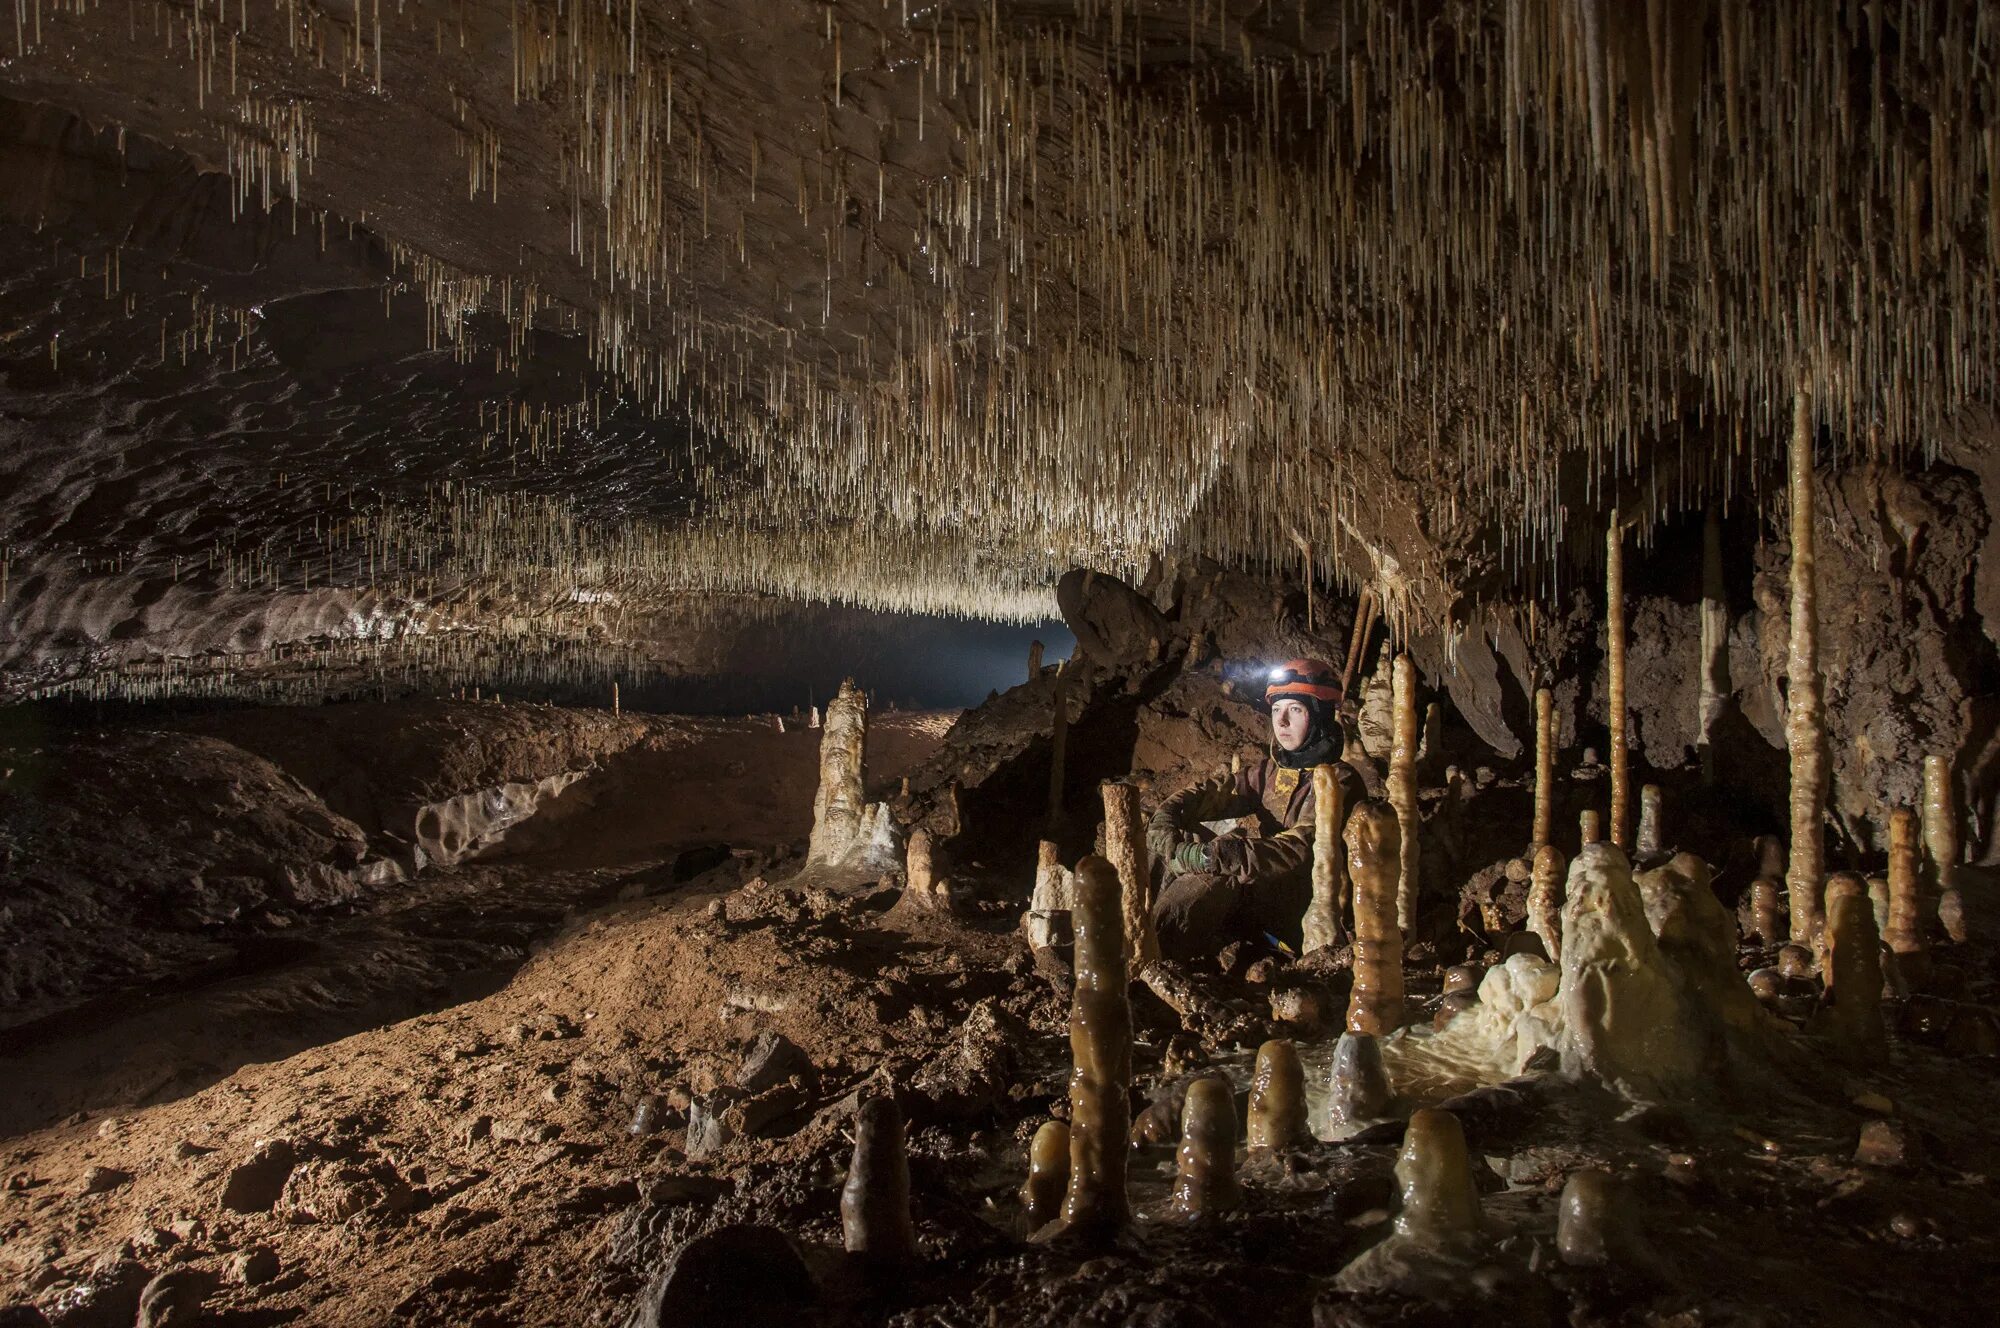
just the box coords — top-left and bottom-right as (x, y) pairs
(1264, 658), (1342, 707)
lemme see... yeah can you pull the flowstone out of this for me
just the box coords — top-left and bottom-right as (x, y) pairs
(1559, 844), (1709, 1099)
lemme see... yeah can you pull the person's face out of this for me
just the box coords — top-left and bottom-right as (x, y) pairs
(1271, 698), (1312, 752)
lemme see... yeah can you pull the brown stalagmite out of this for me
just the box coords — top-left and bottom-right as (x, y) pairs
(1027, 639), (1044, 678)
(1388, 654), (1420, 930)
(841, 1097), (918, 1264)
(1168, 1076), (1240, 1221)
(1532, 685), (1555, 850)
(1019, 1120), (1069, 1233)
(1393, 1109), (1481, 1242)
(1884, 808), (1929, 988)
(1528, 843), (1566, 962)
(1344, 799), (1404, 1035)
(1047, 661), (1071, 826)
(1697, 506), (1730, 784)
(1246, 1039), (1309, 1150)
(1747, 877), (1784, 946)
(1302, 764), (1346, 953)
(1101, 781), (1157, 973)
(903, 827), (942, 911)
(1635, 784), (1664, 860)
(1558, 1170), (1649, 1269)
(1580, 809), (1603, 846)
(1923, 754), (1967, 941)
(1786, 388), (1829, 946)
(1062, 855), (1131, 1232)
(1606, 511), (1630, 852)
(1821, 873), (1887, 1060)
(807, 677), (867, 865)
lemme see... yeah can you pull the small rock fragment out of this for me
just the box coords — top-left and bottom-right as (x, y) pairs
(229, 1247), (280, 1287)
(218, 1140), (296, 1214)
(1854, 1119), (1917, 1169)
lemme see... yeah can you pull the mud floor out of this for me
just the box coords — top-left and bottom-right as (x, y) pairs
(3, 693), (1999, 1327)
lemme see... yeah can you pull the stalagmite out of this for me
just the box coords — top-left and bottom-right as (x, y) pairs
(1324, 1031), (1392, 1132)
(1606, 512), (1631, 852)
(1100, 781), (1157, 973)
(1697, 507), (1730, 785)
(1786, 389), (1829, 947)
(1558, 1170), (1649, 1269)
(1168, 1076), (1240, 1221)
(901, 828), (950, 913)
(840, 1097), (918, 1264)
(1884, 810), (1929, 984)
(1560, 843), (1707, 1097)
(1528, 844), (1566, 962)
(1344, 800), (1405, 1035)
(1580, 809), (1603, 846)
(1388, 655), (1420, 930)
(1747, 878), (1785, 947)
(1019, 1120), (1069, 1233)
(1393, 1110), (1481, 1242)
(1634, 785), (1664, 861)
(1302, 764), (1346, 954)
(1027, 639), (1044, 678)
(1923, 755), (1967, 941)
(1062, 855), (1131, 1232)
(806, 679), (870, 868)
(1532, 686), (1555, 851)
(1868, 876), (1892, 939)
(1025, 840), (1074, 952)
(1246, 1039), (1309, 1150)
(1820, 874), (1887, 1060)
(1047, 661), (1071, 827)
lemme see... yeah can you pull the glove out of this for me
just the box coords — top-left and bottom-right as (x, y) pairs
(1145, 815), (1181, 866)
(1170, 838), (1215, 874)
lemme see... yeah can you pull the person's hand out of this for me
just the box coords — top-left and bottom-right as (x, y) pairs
(1145, 817), (1181, 865)
(1170, 838), (1215, 874)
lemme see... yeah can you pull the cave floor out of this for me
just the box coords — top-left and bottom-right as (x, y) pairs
(3, 713), (2000, 1325)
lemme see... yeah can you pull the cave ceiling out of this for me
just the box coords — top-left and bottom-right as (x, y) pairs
(1, 1), (1996, 692)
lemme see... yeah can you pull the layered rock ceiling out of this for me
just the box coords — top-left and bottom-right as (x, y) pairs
(2, 1), (1997, 692)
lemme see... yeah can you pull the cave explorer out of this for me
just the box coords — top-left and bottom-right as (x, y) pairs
(1146, 658), (1381, 961)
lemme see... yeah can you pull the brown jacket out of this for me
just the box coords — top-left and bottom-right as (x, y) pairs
(1154, 754), (1375, 883)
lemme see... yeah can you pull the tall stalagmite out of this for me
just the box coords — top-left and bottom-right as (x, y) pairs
(1528, 844), (1566, 962)
(807, 677), (867, 865)
(1101, 781), (1157, 973)
(1303, 763), (1346, 954)
(1884, 809), (1929, 988)
(1388, 654), (1420, 930)
(1822, 874), (1887, 1060)
(1606, 512), (1631, 852)
(1697, 507), (1731, 784)
(1533, 686), (1555, 851)
(1345, 800), (1405, 1035)
(1785, 388), (1829, 946)
(1062, 855), (1131, 1232)
(1923, 755), (1967, 941)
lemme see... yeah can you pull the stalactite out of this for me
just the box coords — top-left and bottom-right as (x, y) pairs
(1528, 844), (1565, 962)
(1047, 661), (1072, 828)
(1697, 506), (1730, 784)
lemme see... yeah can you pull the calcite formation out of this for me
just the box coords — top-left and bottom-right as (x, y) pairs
(1923, 755), (1968, 940)
(1325, 1031), (1394, 1134)
(1168, 1076), (1241, 1221)
(1062, 855), (1132, 1232)
(1557, 1170), (1649, 1269)
(1100, 780), (1157, 973)
(1388, 655), (1421, 930)
(1335, 1109), (1486, 1297)
(841, 1097), (918, 1265)
(1019, 1121), (1069, 1233)
(1303, 763), (1348, 954)
(1246, 1039), (1309, 1151)
(807, 679), (869, 867)
(1634, 784), (1664, 862)
(1820, 875), (1888, 1060)
(1344, 800), (1405, 1035)
(1785, 389), (1831, 946)
(1528, 844), (1566, 963)
(1559, 844), (1707, 1098)
(1884, 808), (1929, 988)
(1532, 686), (1556, 852)
(1606, 513), (1631, 852)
